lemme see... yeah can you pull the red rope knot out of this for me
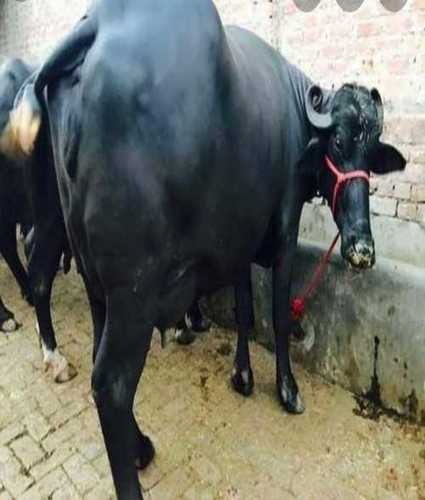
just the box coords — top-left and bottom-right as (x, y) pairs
(291, 297), (306, 322)
(290, 232), (341, 323)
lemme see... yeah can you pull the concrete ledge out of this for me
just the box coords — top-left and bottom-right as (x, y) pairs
(299, 204), (425, 269)
(205, 241), (425, 424)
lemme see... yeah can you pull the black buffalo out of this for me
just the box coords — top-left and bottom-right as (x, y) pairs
(0, 58), (76, 381)
(0, 58), (33, 330)
(8, 0), (405, 498)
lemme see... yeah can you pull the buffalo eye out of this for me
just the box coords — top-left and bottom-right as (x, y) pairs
(334, 135), (343, 152)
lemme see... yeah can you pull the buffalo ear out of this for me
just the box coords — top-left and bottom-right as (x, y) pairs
(298, 136), (323, 175)
(370, 142), (406, 175)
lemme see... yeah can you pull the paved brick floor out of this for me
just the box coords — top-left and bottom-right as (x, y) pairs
(0, 257), (424, 500)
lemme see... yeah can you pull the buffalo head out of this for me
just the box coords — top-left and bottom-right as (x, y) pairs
(299, 83), (406, 269)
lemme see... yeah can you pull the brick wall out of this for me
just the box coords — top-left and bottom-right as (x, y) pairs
(278, 0), (425, 224)
(0, 0), (424, 225)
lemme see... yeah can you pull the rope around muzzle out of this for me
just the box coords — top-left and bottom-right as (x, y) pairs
(290, 155), (369, 323)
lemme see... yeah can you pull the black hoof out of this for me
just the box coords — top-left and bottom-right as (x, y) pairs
(135, 434), (155, 470)
(191, 316), (211, 333)
(175, 328), (196, 345)
(277, 376), (305, 414)
(231, 367), (254, 397)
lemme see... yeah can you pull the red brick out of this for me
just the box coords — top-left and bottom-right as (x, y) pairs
(358, 22), (381, 37)
(0, 0), (423, 230)
(388, 56), (413, 75)
(384, 116), (425, 146)
(413, 0), (425, 9)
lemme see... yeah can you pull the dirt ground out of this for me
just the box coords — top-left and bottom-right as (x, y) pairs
(0, 257), (424, 500)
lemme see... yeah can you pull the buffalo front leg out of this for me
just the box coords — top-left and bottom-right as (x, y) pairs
(186, 300), (211, 333)
(92, 287), (155, 500)
(174, 314), (196, 345)
(28, 228), (77, 383)
(86, 286), (154, 470)
(273, 235), (304, 414)
(175, 300), (210, 345)
(231, 268), (254, 397)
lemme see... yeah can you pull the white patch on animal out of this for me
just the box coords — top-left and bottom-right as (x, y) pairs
(174, 327), (195, 345)
(240, 369), (251, 385)
(2, 318), (18, 332)
(184, 313), (192, 330)
(294, 393), (305, 413)
(174, 328), (185, 342)
(9, 98), (41, 156)
(39, 329), (77, 383)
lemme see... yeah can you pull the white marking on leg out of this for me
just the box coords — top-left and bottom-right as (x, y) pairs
(295, 393), (305, 414)
(184, 313), (192, 330)
(174, 327), (195, 345)
(40, 338), (77, 383)
(240, 369), (251, 385)
(175, 328), (185, 342)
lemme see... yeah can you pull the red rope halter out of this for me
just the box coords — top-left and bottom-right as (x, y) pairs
(324, 155), (370, 217)
(290, 155), (369, 322)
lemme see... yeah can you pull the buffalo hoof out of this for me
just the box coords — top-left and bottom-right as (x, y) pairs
(135, 434), (155, 470)
(277, 376), (305, 414)
(52, 361), (78, 384)
(191, 316), (211, 333)
(1, 317), (20, 332)
(231, 366), (254, 397)
(42, 346), (78, 383)
(175, 328), (196, 345)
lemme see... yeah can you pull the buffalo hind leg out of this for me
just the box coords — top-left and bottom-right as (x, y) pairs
(231, 268), (254, 397)
(85, 283), (154, 476)
(0, 221), (32, 305)
(133, 413), (155, 471)
(86, 290), (106, 366)
(28, 229), (77, 383)
(93, 287), (154, 500)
